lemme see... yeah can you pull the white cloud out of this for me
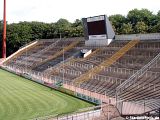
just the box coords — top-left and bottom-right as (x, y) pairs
(0, 0), (160, 23)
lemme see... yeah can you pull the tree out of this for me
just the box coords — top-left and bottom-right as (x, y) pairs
(28, 21), (48, 39)
(109, 14), (126, 34)
(72, 19), (82, 27)
(69, 26), (83, 37)
(45, 23), (57, 39)
(152, 21), (160, 33)
(6, 23), (33, 56)
(55, 18), (71, 37)
(120, 23), (133, 34)
(70, 19), (83, 37)
(1, 8), (160, 57)
(152, 11), (160, 32)
(134, 21), (148, 33)
(157, 10), (160, 16)
(127, 9), (153, 26)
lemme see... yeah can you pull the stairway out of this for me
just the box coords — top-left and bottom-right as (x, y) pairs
(73, 40), (140, 85)
(31, 40), (80, 69)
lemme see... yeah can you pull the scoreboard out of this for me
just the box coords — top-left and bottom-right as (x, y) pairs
(87, 20), (106, 35)
(82, 15), (115, 40)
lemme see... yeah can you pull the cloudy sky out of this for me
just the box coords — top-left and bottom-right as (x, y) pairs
(0, 0), (160, 23)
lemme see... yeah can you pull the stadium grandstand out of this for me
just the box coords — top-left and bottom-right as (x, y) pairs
(1, 15), (160, 120)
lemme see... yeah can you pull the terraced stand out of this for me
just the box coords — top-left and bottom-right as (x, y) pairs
(4, 39), (59, 70)
(115, 52), (160, 115)
(81, 48), (101, 60)
(2, 36), (160, 118)
(73, 40), (140, 85)
(31, 40), (81, 69)
(3, 40), (39, 65)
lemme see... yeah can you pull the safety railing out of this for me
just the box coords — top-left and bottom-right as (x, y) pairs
(73, 40), (139, 85)
(116, 52), (160, 95)
(31, 40), (80, 69)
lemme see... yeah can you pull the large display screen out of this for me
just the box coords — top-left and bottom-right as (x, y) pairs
(87, 20), (106, 35)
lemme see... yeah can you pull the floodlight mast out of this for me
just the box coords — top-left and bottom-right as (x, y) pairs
(2, 0), (6, 58)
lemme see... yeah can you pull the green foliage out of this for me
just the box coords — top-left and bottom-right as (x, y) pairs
(127, 8), (153, 26)
(0, 19), (84, 56)
(109, 9), (160, 34)
(120, 23), (133, 34)
(109, 14), (126, 34)
(55, 19), (71, 37)
(152, 21), (160, 32)
(69, 26), (83, 37)
(29, 21), (48, 39)
(0, 8), (160, 57)
(157, 10), (160, 16)
(6, 23), (33, 56)
(45, 23), (57, 39)
(72, 19), (82, 27)
(134, 21), (148, 33)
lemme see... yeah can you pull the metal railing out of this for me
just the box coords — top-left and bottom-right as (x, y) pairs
(73, 40), (139, 85)
(31, 40), (81, 69)
(116, 52), (160, 95)
(31, 39), (60, 56)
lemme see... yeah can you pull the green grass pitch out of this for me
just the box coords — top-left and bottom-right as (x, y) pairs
(0, 69), (93, 120)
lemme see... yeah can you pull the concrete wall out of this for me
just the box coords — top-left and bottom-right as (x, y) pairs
(85, 39), (113, 46)
(83, 50), (92, 58)
(115, 33), (160, 40)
